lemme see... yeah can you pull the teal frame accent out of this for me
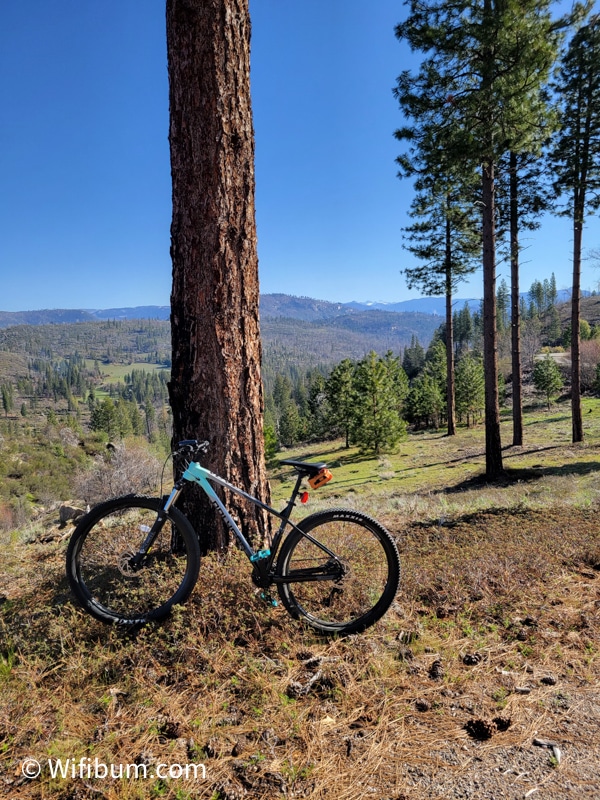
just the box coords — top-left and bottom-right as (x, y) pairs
(182, 461), (255, 557)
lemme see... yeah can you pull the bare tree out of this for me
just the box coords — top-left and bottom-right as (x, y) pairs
(167, 0), (270, 551)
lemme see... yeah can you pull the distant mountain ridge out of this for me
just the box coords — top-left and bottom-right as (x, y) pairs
(0, 294), (477, 329)
(259, 293), (481, 319)
(0, 306), (171, 328)
(0, 289), (579, 330)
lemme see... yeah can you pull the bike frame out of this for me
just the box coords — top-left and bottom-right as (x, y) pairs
(156, 461), (340, 579)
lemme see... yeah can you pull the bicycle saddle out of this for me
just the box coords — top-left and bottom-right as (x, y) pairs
(279, 459), (327, 477)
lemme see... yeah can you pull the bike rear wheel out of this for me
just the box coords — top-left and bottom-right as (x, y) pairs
(66, 495), (200, 625)
(276, 508), (400, 635)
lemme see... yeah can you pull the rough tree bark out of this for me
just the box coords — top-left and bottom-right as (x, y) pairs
(444, 206), (456, 437)
(482, 159), (503, 477)
(509, 151), (523, 447)
(166, 0), (271, 551)
(571, 203), (583, 443)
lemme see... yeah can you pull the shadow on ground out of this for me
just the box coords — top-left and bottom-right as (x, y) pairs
(442, 459), (600, 493)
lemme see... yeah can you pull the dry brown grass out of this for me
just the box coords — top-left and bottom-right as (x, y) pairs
(1, 494), (600, 799)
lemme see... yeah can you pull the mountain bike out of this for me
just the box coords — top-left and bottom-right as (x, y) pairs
(66, 440), (400, 635)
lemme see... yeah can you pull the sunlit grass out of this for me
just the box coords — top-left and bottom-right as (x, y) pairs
(272, 396), (600, 525)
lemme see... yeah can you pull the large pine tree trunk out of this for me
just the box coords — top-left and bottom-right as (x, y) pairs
(167, 0), (271, 551)
(509, 152), (523, 447)
(482, 160), (503, 478)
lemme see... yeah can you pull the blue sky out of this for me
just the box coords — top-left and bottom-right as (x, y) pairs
(0, 0), (597, 313)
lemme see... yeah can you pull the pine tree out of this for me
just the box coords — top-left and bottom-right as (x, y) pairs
(497, 150), (555, 445)
(353, 352), (406, 454)
(1, 383), (14, 417)
(424, 339), (448, 410)
(549, 272), (558, 307)
(402, 336), (426, 381)
(529, 279), (545, 316)
(167, 0), (270, 550)
(278, 399), (301, 447)
(455, 354), (486, 427)
(406, 372), (445, 429)
(551, 14), (600, 442)
(496, 279), (510, 334)
(394, 77), (480, 437)
(325, 359), (357, 448)
(533, 354), (564, 409)
(396, 0), (562, 476)
(383, 350), (410, 416)
(454, 304), (474, 356)
(306, 372), (331, 440)
(545, 305), (563, 343)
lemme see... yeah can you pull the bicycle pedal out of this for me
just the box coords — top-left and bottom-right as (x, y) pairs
(259, 591), (278, 607)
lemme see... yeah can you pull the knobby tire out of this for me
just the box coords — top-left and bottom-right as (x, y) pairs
(276, 508), (400, 635)
(66, 495), (200, 625)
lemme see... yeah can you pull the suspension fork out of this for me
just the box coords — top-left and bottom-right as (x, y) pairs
(128, 483), (185, 568)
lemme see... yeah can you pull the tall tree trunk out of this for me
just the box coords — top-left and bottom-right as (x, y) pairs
(571, 195), (584, 442)
(445, 203), (456, 436)
(167, 0), (270, 551)
(482, 160), (503, 478)
(509, 152), (523, 447)
(570, 65), (593, 445)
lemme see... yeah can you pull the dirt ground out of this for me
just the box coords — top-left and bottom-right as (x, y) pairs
(1, 504), (599, 799)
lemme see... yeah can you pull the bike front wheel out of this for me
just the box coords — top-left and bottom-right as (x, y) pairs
(276, 508), (400, 635)
(66, 495), (200, 625)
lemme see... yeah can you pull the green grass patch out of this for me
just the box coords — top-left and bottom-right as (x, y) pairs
(86, 360), (169, 383)
(271, 396), (600, 520)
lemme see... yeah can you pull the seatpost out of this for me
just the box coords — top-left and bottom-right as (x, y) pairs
(280, 471), (305, 521)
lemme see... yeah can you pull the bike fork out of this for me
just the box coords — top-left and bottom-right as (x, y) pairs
(129, 487), (183, 568)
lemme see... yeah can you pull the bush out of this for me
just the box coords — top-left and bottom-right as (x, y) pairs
(74, 439), (162, 505)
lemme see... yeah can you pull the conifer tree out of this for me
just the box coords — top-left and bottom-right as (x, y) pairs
(1, 383), (14, 417)
(400, 184), (480, 436)
(325, 359), (357, 448)
(455, 354), (485, 427)
(496, 151), (554, 445)
(551, 14), (600, 443)
(454, 304), (474, 356)
(496, 279), (510, 335)
(395, 0), (562, 476)
(533, 354), (564, 409)
(402, 336), (426, 380)
(406, 372), (445, 429)
(353, 352), (406, 454)
(167, 0), (269, 550)
(394, 75), (480, 437)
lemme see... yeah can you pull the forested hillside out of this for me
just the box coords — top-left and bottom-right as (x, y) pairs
(0, 308), (442, 382)
(2, 286), (600, 534)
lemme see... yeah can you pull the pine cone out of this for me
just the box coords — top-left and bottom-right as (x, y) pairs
(429, 659), (444, 680)
(464, 718), (495, 740)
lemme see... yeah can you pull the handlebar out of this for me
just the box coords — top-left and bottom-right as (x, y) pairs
(175, 439), (210, 460)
